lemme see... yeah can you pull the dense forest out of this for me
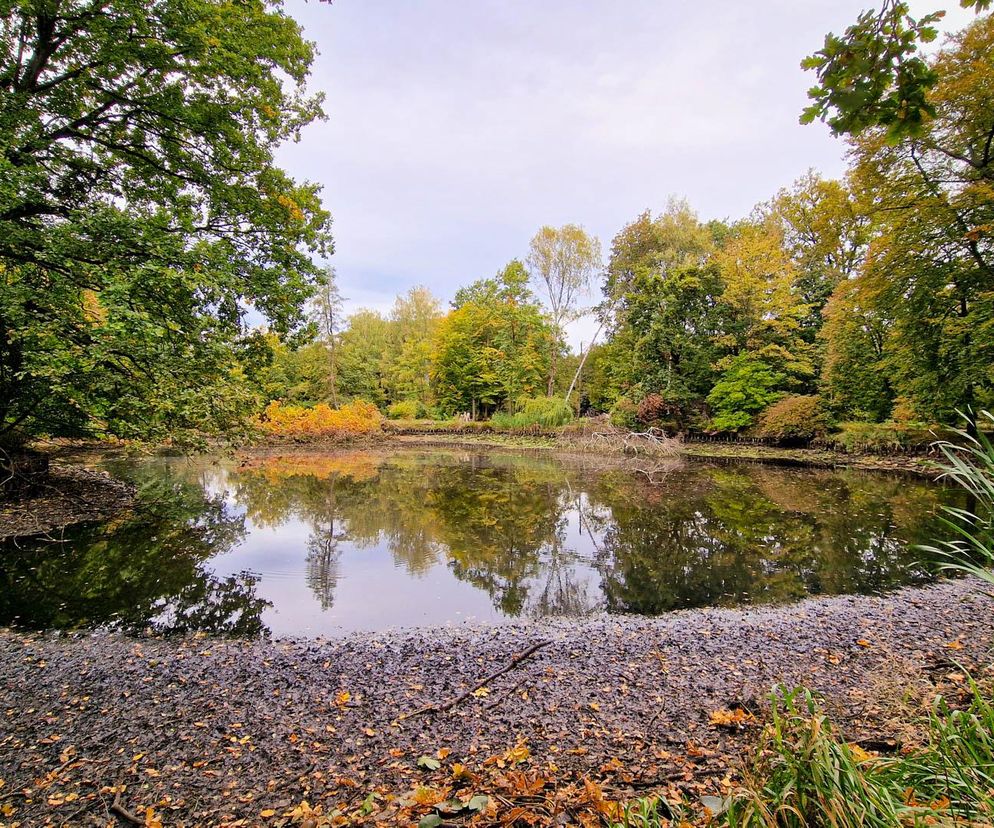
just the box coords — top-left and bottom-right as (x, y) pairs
(1, 0), (991, 453)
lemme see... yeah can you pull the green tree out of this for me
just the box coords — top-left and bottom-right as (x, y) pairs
(800, 0), (989, 141)
(385, 286), (442, 405)
(433, 262), (552, 417)
(336, 310), (393, 406)
(706, 353), (785, 432)
(0, 0), (331, 450)
(310, 266), (345, 405)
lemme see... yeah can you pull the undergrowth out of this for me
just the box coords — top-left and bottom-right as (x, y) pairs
(615, 682), (994, 827)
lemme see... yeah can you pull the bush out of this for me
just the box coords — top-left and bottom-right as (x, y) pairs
(706, 354), (786, 433)
(754, 395), (827, 444)
(636, 394), (671, 425)
(387, 400), (422, 420)
(817, 420), (938, 455)
(489, 396), (574, 429)
(609, 397), (639, 430)
(257, 399), (382, 438)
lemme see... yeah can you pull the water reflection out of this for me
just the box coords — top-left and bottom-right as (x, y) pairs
(0, 463), (270, 635)
(0, 450), (955, 636)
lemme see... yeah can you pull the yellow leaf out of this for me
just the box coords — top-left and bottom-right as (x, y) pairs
(260, 809), (276, 818)
(709, 708), (758, 729)
(471, 687), (490, 698)
(334, 691), (351, 707)
(945, 640), (965, 650)
(856, 639), (872, 648)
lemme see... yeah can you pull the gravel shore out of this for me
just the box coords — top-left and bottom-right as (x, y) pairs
(1, 579), (990, 826)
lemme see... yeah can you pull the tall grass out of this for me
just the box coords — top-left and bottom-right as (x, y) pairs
(614, 685), (994, 827)
(919, 410), (994, 587)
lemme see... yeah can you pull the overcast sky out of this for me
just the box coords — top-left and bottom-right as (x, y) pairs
(277, 0), (972, 347)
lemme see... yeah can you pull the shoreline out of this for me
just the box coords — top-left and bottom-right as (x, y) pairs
(1, 579), (989, 825)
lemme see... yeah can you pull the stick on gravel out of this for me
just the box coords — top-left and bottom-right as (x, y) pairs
(403, 640), (552, 719)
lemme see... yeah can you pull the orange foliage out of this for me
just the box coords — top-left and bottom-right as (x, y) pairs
(257, 400), (383, 439)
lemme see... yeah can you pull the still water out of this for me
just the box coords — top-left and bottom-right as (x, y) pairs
(0, 450), (955, 637)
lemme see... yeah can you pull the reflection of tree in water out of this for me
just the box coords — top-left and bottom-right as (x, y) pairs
(306, 517), (343, 610)
(227, 450), (955, 621)
(0, 462), (271, 636)
(586, 465), (949, 614)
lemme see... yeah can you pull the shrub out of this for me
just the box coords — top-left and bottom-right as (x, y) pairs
(707, 354), (786, 433)
(755, 395), (827, 444)
(490, 396), (574, 429)
(637, 394), (669, 425)
(609, 397), (639, 430)
(257, 399), (382, 438)
(387, 400), (422, 420)
(817, 420), (938, 455)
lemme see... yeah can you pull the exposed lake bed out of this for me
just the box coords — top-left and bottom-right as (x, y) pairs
(1, 578), (990, 826)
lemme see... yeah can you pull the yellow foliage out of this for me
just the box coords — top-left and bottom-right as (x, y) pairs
(258, 400), (383, 439)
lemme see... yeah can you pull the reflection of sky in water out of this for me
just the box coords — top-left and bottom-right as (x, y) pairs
(199, 467), (603, 636)
(0, 451), (956, 638)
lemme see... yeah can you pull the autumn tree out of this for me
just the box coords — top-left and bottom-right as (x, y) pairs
(808, 10), (994, 422)
(0, 0), (331, 452)
(526, 225), (602, 394)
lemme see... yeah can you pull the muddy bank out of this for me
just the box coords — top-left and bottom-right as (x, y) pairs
(0, 464), (134, 540)
(0, 579), (990, 826)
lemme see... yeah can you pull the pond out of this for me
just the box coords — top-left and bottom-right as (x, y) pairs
(0, 449), (957, 637)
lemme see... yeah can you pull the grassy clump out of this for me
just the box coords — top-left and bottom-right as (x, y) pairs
(490, 397), (574, 429)
(921, 410), (994, 588)
(613, 683), (994, 827)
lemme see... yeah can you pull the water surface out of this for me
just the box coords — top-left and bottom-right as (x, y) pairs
(0, 450), (955, 636)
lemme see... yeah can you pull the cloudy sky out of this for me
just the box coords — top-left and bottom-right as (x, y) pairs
(277, 0), (972, 347)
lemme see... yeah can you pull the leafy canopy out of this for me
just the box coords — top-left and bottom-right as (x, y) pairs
(0, 0), (331, 444)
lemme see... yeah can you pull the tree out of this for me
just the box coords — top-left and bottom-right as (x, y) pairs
(336, 310), (392, 406)
(526, 225), (602, 394)
(838, 13), (994, 421)
(386, 286), (442, 405)
(0, 0), (331, 450)
(706, 354), (786, 432)
(800, 0), (989, 141)
(764, 172), (870, 333)
(310, 266), (345, 404)
(433, 262), (552, 417)
(713, 220), (815, 392)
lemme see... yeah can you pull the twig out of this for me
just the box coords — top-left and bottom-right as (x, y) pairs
(484, 676), (530, 711)
(402, 640), (552, 719)
(111, 790), (143, 826)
